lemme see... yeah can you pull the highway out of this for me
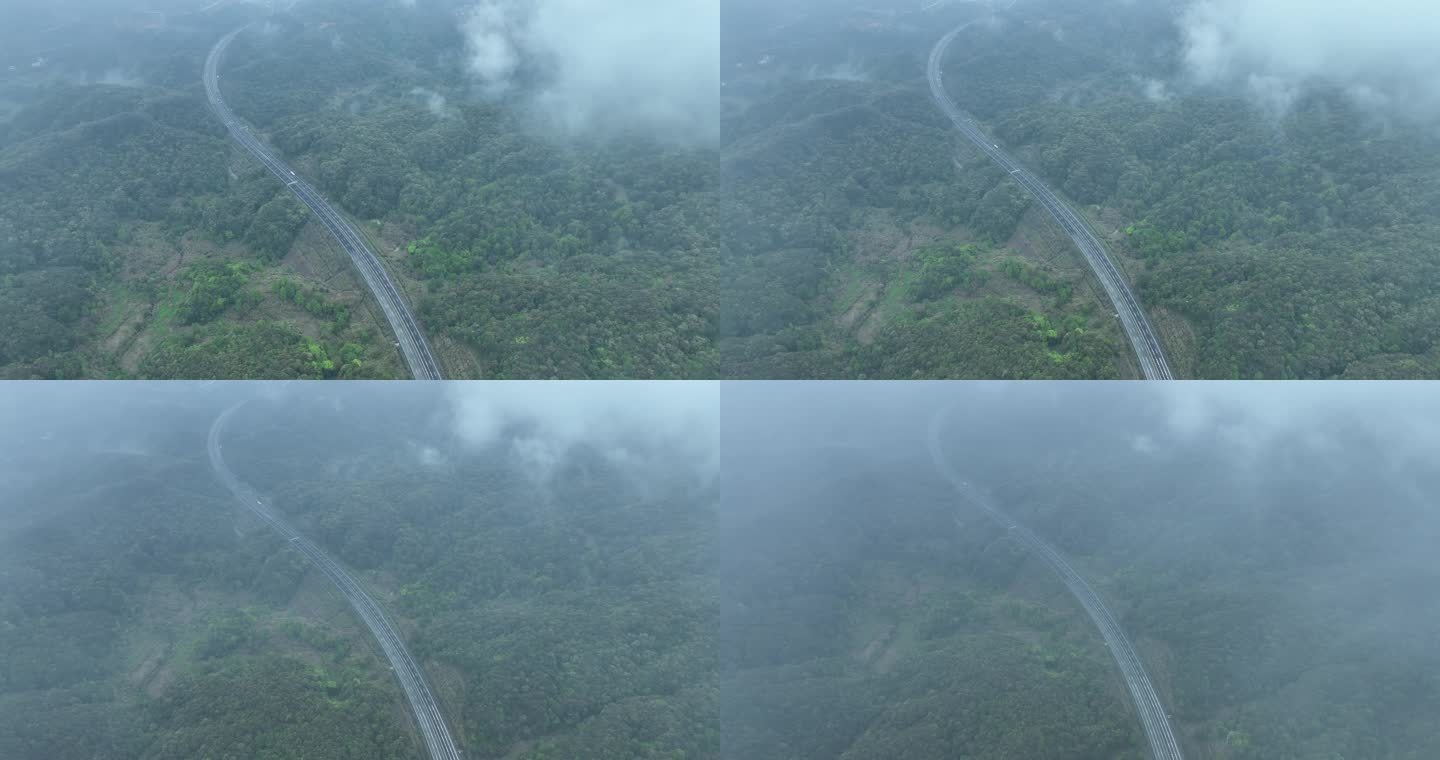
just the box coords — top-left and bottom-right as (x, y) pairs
(204, 29), (444, 380)
(208, 404), (462, 760)
(928, 409), (1184, 760)
(926, 18), (1174, 380)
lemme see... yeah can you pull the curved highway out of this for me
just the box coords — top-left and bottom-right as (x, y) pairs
(927, 18), (1174, 380)
(928, 409), (1184, 760)
(204, 29), (444, 380)
(209, 404), (462, 760)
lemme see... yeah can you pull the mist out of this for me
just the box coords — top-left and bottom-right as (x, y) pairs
(1180, 0), (1440, 120)
(721, 382), (1440, 756)
(410, 86), (451, 118)
(447, 381), (719, 487)
(0, 381), (718, 759)
(459, 0), (720, 144)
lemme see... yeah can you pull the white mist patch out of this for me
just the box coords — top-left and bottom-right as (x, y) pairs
(1157, 383), (1440, 468)
(1180, 0), (1440, 119)
(410, 87), (450, 118)
(460, 0), (719, 144)
(97, 68), (144, 87)
(462, 1), (522, 93)
(448, 382), (719, 485)
(1130, 434), (1159, 455)
(412, 443), (446, 468)
(1134, 76), (1173, 103)
(803, 62), (870, 82)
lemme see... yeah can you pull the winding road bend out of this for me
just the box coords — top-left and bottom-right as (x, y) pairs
(204, 29), (444, 380)
(927, 17), (1174, 380)
(928, 410), (1184, 760)
(209, 404), (462, 760)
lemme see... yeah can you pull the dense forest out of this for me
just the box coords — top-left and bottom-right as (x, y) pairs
(721, 382), (1440, 758)
(7, 382), (1440, 758)
(0, 3), (407, 379)
(1, 0), (716, 378)
(0, 384), (717, 758)
(721, 0), (1440, 378)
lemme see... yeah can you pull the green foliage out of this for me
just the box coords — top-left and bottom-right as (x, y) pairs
(721, 455), (1143, 760)
(968, 182), (1032, 244)
(723, 0), (1440, 378)
(219, 17), (719, 378)
(138, 321), (380, 380)
(721, 70), (1111, 378)
(2, 393), (716, 758)
(1124, 219), (1192, 262)
(423, 250), (717, 378)
(1139, 232), (1440, 378)
(908, 242), (987, 302)
(147, 657), (419, 760)
(968, 8), (1440, 377)
(196, 609), (260, 660)
(178, 260), (257, 325)
(1001, 257), (1074, 305)
(405, 235), (473, 280)
(0, 82), (227, 376)
(243, 194), (309, 261)
(0, 268), (91, 372)
(855, 299), (1119, 379)
(3, 0), (723, 379)
(272, 277), (352, 333)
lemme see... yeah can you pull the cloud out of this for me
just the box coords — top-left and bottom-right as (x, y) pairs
(462, 1), (523, 93)
(410, 87), (450, 118)
(412, 443), (446, 468)
(97, 68), (144, 87)
(1130, 434), (1158, 455)
(447, 382), (719, 486)
(1133, 75), (1173, 103)
(1179, 0), (1440, 119)
(1154, 382), (1440, 468)
(460, 0), (719, 144)
(803, 62), (870, 83)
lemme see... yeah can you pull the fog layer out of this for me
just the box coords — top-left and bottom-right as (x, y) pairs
(461, 0), (720, 144)
(1181, 0), (1440, 119)
(448, 381), (719, 484)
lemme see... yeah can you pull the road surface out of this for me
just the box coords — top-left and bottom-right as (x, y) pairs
(928, 409), (1184, 760)
(209, 404), (462, 760)
(927, 18), (1174, 380)
(204, 29), (444, 380)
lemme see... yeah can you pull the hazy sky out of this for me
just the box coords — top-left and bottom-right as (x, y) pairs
(448, 381), (719, 485)
(460, 0), (719, 144)
(1179, 0), (1440, 118)
(722, 381), (1440, 490)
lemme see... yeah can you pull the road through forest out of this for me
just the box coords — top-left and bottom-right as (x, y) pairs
(926, 12), (1175, 379)
(208, 404), (462, 760)
(928, 408), (1185, 760)
(205, 29), (444, 380)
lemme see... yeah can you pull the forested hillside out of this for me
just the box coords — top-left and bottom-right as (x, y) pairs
(722, 382), (1440, 758)
(0, 6), (407, 379)
(722, 441), (1143, 758)
(0, 386), (717, 758)
(218, 1), (718, 378)
(721, 0), (1440, 378)
(1, 0), (716, 378)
